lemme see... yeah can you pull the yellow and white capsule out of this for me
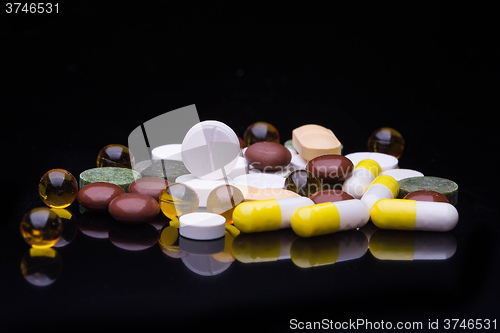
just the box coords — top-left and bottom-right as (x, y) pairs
(343, 159), (382, 198)
(232, 197), (314, 233)
(360, 175), (399, 211)
(370, 199), (459, 232)
(291, 199), (370, 238)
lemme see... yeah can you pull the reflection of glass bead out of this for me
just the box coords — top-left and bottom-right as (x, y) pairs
(367, 127), (405, 159)
(284, 170), (321, 197)
(39, 169), (78, 208)
(20, 208), (63, 248)
(158, 225), (184, 258)
(159, 183), (199, 221)
(20, 248), (62, 287)
(96, 144), (132, 168)
(243, 122), (280, 146)
(51, 208), (78, 247)
(206, 185), (245, 224)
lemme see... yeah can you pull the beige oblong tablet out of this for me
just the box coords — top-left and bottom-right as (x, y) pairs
(292, 124), (341, 161)
(234, 185), (301, 201)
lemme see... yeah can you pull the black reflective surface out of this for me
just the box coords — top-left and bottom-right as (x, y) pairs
(3, 3), (499, 331)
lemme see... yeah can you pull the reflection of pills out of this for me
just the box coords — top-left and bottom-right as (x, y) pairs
(181, 121), (241, 180)
(181, 255), (231, 276)
(179, 212), (226, 240)
(369, 230), (457, 260)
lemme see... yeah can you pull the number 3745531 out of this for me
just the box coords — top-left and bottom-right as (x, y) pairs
(6, 3), (59, 14)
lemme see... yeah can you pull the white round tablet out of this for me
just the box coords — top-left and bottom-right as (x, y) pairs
(181, 121), (241, 180)
(179, 212), (226, 240)
(233, 173), (285, 189)
(344, 152), (398, 171)
(151, 144), (183, 161)
(381, 168), (424, 181)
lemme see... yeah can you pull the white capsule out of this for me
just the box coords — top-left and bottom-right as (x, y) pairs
(343, 159), (382, 198)
(360, 175), (399, 211)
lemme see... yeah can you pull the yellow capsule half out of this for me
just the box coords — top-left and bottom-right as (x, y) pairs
(355, 159), (382, 178)
(291, 202), (340, 238)
(291, 199), (370, 238)
(232, 199), (282, 233)
(232, 197), (314, 233)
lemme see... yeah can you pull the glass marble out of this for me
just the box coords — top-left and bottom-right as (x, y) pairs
(96, 144), (132, 168)
(367, 127), (405, 159)
(20, 207), (63, 248)
(284, 169), (321, 197)
(159, 183), (199, 221)
(39, 169), (79, 208)
(243, 121), (280, 146)
(206, 185), (245, 224)
(20, 248), (62, 287)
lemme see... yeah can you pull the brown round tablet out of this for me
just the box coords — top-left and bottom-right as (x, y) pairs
(128, 177), (168, 201)
(77, 182), (126, 212)
(310, 189), (355, 204)
(404, 190), (450, 203)
(306, 154), (354, 182)
(108, 193), (160, 223)
(244, 142), (292, 171)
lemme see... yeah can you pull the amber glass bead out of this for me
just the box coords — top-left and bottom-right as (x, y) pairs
(284, 169), (321, 197)
(206, 185), (245, 224)
(159, 183), (199, 221)
(96, 144), (132, 168)
(367, 127), (405, 159)
(39, 169), (78, 208)
(20, 208), (63, 248)
(243, 122), (280, 146)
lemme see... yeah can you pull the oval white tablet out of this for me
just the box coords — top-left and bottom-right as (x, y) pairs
(151, 144), (183, 161)
(344, 152), (398, 171)
(179, 212), (226, 240)
(381, 168), (424, 181)
(233, 173), (285, 189)
(181, 121), (241, 180)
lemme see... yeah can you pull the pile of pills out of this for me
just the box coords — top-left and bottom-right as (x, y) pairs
(20, 120), (459, 253)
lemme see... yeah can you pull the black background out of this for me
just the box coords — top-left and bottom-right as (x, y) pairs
(2, 1), (499, 331)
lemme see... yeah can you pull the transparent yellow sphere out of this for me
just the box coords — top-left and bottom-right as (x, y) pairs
(159, 183), (199, 221)
(20, 208), (63, 248)
(367, 127), (405, 159)
(206, 185), (245, 224)
(96, 144), (132, 168)
(38, 169), (78, 208)
(243, 121), (280, 146)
